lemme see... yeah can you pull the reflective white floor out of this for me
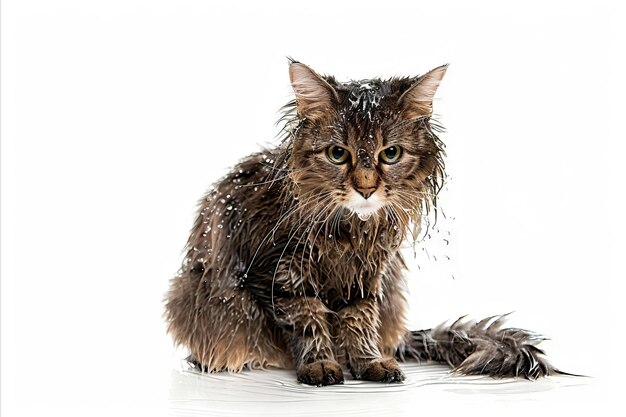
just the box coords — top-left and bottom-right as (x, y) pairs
(168, 361), (597, 417)
(0, 351), (612, 417)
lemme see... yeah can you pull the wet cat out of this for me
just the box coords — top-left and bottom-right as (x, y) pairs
(164, 60), (559, 386)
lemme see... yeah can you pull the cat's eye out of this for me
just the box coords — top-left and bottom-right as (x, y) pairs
(379, 146), (402, 164)
(326, 145), (350, 164)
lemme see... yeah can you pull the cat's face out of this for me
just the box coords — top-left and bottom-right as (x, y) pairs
(287, 62), (446, 224)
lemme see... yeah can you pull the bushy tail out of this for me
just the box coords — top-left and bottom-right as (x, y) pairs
(397, 314), (565, 380)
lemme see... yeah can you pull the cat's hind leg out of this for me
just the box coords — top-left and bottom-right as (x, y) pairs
(166, 273), (290, 373)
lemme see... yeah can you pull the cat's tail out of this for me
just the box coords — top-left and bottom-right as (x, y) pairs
(397, 314), (568, 379)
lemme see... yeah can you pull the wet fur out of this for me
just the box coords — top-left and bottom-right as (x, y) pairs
(165, 61), (559, 385)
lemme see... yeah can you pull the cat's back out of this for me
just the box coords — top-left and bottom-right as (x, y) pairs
(184, 147), (291, 275)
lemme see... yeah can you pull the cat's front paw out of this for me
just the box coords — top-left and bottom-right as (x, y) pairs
(355, 358), (405, 383)
(297, 359), (344, 386)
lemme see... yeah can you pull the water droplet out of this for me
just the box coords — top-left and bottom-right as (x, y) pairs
(357, 212), (372, 221)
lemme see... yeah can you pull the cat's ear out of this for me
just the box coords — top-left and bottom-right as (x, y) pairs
(398, 64), (448, 119)
(289, 62), (339, 120)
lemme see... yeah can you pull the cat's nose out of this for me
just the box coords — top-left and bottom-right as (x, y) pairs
(356, 187), (377, 199)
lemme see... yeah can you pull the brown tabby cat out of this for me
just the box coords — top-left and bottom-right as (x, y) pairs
(165, 60), (559, 386)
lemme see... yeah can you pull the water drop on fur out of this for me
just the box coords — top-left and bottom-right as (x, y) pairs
(357, 212), (372, 221)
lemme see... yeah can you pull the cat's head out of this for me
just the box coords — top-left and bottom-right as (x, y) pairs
(284, 60), (447, 226)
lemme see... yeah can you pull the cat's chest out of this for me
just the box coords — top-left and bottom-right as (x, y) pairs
(312, 223), (403, 301)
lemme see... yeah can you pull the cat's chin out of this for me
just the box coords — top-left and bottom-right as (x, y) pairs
(345, 195), (384, 221)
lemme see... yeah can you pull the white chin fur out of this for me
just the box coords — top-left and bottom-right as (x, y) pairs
(345, 193), (384, 220)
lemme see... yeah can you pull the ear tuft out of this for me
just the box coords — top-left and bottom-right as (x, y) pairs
(289, 63), (338, 119)
(398, 64), (448, 118)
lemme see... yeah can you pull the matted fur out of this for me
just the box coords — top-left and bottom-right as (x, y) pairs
(164, 60), (560, 385)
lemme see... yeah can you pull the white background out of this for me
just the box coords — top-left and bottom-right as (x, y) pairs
(2, 0), (625, 416)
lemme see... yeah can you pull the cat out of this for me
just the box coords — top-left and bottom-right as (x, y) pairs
(164, 60), (560, 386)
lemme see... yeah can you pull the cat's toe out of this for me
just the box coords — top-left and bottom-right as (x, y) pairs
(360, 358), (405, 383)
(297, 360), (344, 386)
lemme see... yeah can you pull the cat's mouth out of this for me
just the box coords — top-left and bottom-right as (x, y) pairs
(345, 192), (384, 221)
